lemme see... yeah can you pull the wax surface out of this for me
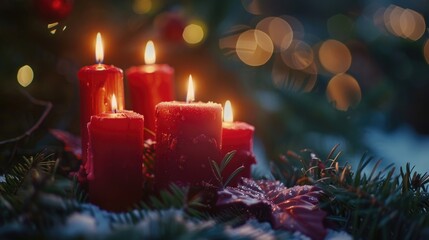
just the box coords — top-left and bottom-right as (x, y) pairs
(155, 101), (222, 189)
(127, 64), (174, 139)
(221, 121), (256, 186)
(87, 110), (144, 212)
(78, 64), (124, 165)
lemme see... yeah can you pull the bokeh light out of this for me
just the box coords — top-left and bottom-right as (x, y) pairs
(281, 40), (313, 70)
(384, 5), (403, 37)
(318, 39), (352, 74)
(382, 5), (425, 41)
(133, 0), (152, 14)
(423, 39), (429, 64)
(48, 22), (58, 34)
(256, 17), (293, 50)
(236, 29), (273, 66)
(400, 9), (425, 41)
(17, 65), (34, 87)
(219, 25), (249, 55)
(326, 73), (361, 111)
(47, 22), (58, 29)
(183, 22), (205, 45)
(241, 0), (262, 15)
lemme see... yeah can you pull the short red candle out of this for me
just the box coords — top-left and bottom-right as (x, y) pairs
(87, 101), (144, 212)
(221, 100), (255, 186)
(155, 76), (222, 189)
(126, 41), (174, 139)
(78, 33), (125, 166)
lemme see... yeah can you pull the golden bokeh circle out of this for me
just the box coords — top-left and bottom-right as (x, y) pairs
(423, 39), (429, 64)
(319, 39), (352, 74)
(17, 65), (34, 87)
(183, 23), (205, 45)
(236, 29), (274, 66)
(256, 17), (293, 49)
(326, 73), (361, 111)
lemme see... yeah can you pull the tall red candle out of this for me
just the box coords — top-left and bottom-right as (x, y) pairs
(87, 95), (144, 212)
(78, 33), (125, 167)
(126, 41), (174, 139)
(221, 100), (255, 186)
(155, 75), (222, 189)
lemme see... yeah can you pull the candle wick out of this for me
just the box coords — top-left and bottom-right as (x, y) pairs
(113, 109), (117, 113)
(96, 63), (105, 70)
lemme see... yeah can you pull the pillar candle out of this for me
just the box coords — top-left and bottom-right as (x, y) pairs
(78, 32), (125, 167)
(126, 41), (174, 139)
(87, 95), (144, 212)
(221, 100), (255, 186)
(155, 75), (222, 189)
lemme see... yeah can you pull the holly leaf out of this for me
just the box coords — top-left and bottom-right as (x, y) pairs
(216, 178), (327, 240)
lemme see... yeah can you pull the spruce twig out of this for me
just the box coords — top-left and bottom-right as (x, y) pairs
(209, 150), (244, 188)
(271, 145), (429, 239)
(137, 184), (205, 218)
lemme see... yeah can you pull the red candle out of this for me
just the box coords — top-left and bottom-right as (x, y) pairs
(87, 95), (144, 212)
(221, 100), (255, 186)
(78, 33), (125, 168)
(126, 40), (174, 139)
(155, 75), (222, 189)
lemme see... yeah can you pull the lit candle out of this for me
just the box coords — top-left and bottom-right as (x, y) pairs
(155, 75), (222, 189)
(78, 32), (125, 167)
(126, 40), (174, 139)
(87, 95), (144, 212)
(221, 100), (255, 186)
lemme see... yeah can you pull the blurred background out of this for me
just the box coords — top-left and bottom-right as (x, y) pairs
(1, 0), (429, 172)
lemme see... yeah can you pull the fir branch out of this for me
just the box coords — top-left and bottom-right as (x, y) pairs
(210, 160), (222, 184)
(223, 166), (245, 188)
(137, 184), (205, 218)
(220, 150), (236, 173)
(70, 175), (88, 203)
(0, 151), (56, 196)
(271, 145), (429, 239)
(209, 150), (243, 188)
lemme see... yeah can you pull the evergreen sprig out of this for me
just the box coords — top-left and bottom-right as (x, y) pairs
(271, 144), (429, 239)
(0, 151), (57, 212)
(137, 183), (206, 218)
(2, 145), (429, 239)
(0, 151), (71, 228)
(210, 150), (244, 188)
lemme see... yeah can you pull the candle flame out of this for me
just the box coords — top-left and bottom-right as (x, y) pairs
(224, 100), (233, 123)
(144, 40), (156, 64)
(95, 32), (104, 64)
(186, 75), (195, 103)
(111, 94), (118, 113)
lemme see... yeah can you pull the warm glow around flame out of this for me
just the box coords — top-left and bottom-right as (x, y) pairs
(224, 100), (233, 123)
(95, 32), (104, 63)
(144, 40), (156, 64)
(186, 75), (195, 103)
(111, 94), (118, 112)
